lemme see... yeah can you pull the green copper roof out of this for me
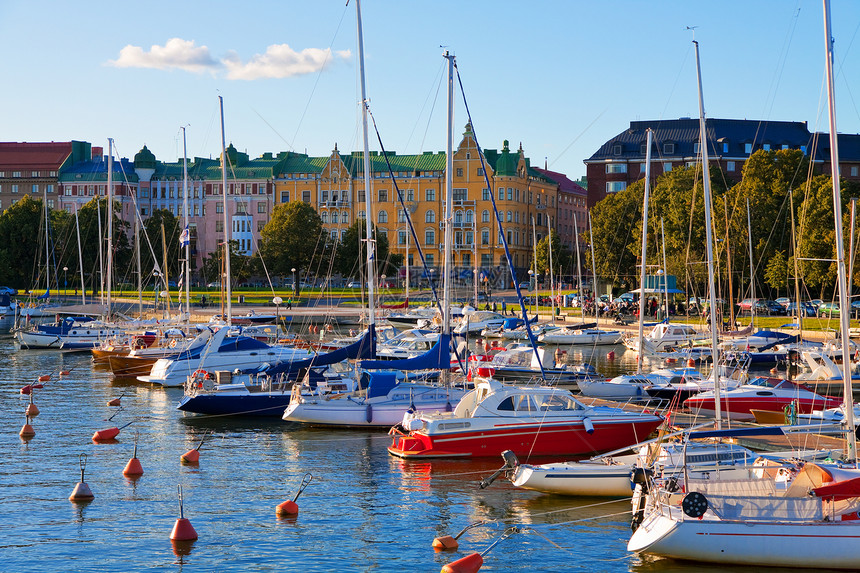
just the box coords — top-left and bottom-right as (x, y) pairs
(134, 145), (157, 169)
(494, 140), (518, 176)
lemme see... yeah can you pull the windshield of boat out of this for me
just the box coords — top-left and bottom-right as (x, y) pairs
(497, 392), (584, 412)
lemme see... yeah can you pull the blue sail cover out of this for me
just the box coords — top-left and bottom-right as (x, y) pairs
(264, 326), (377, 377)
(37, 289), (50, 300)
(359, 333), (452, 371)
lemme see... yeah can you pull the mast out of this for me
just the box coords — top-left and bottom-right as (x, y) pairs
(219, 96), (232, 326)
(97, 194), (103, 304)
(573, 213), (583, 321)
(182, 126), (191, 319)
(473, 212), (478, 308)
(747, 199), (757, 327)
(442, 50), (455, 370)
(405, 224), (410, 304)
(588, 212), (598, 322)
(788, 192), (801, 334)
(106, 138), (113, 317)
(356, 0), (376, 336)
(694, 40), (722, 428)
(74, 204), (86, 304)
(636, 128), (654, 374)
(548, 215), (555, 322)
(823, 0), (855, 461)
(532, 216), (538, 313)
(661, 218), (669, 319)
(135, 215), (142, 316)
(43, 181), (50, 296)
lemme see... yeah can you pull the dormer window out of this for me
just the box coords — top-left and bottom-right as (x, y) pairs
(663, 143), (675, 154)
(763, 143), (771, 151)
(693, 142), (700, 154)
(722, 142), (729, 153)
(612, 144), (623, 156)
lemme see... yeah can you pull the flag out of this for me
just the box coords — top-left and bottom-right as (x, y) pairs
(179, 226), (190, 247)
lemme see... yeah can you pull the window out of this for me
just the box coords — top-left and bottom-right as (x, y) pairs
(194, 205), (199, 216)
(506, 211), (512, 222)
(11, 185), (18, 193)
(397, 209), (406, 223)
(453, 188), (467, 201)
(482, 210), (489, 223)
(507, 188), (513, 200)
(257, 203), (266, 213)
(425, 209), (435, 223)
(781, 144), (789, 150)
(852, 166), (859, 177)
(281, 191), (289, 203)
(454, 210), (463, 224)
(378, 210), (388, 223)
(537, 213), (542, 226)
(663, 143), (674, 154)
(456, 168), (463, 177)
(606, 181), (627, 193)
(612, 144), (622, 155)
(321, 211), (329, 224)
(606, 164), (627, 174)
(216, 220), (223, 232)
(406, 189), (414, 201)
(321, 190), (329, 202)
(722, 142), (729, 153)
(341, 211), (349, 224)
(32, 184), (39, 193)
(358, 189), (366, 202)
(332, 211), (339, 224)
(463, 252), (471, 265)
(425, 229), (435, 246)
(216, 202), (224, 214)
(378, 189), (388, 202)
(12, 171), (21, 177)
(727, 161), (736, 172)
(640, 163), (648, 174)
(257, 221), (265, 232)
(465, 209), (473, 223)
(302, 190), (311, 202)
(425, 188), (436, 201)
(477, 168), (484, 176)
(481, 229), (489, 245)
(237, 202), (247, 215)
(763, 143), (771, 151)
(801, 145), (807, 155)
(46, 184), (54, 194)
(663, 162), (673, 172)
(398, 230), (407, 245)
(426, 253), (434, 266)
(693, 142), (700, 154)
(482, 188), (490, 201)
(744, 143), (753, 154)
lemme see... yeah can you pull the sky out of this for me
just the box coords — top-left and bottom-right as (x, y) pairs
(2, 0), (860, 180)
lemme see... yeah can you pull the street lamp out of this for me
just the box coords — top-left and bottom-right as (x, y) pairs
(63, 266), (68, 296)
(381, 274), (386, 290)
(291, 268), (298, 297)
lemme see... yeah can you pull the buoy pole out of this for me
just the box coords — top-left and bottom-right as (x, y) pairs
(25, 389), (40, 417)
(276, 473), (313, 517)
(170, 485), (198, 541)
(69, 453), (95, 502)
(123, 433), (144, 477)
(181, 431), (208, 464)
(433, 521), (488, 551)
(441, 527), (518, 573)
(19, 415), (35, 439)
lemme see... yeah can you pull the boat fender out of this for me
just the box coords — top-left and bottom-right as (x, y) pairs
(365, 404), (373, 424)
(583, 417), (594, 434)
(405, 418), (423, 431)
(202, 378), (215, 392)
(681, 491), (708, 519)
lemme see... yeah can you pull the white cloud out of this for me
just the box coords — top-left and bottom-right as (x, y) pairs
(107, 38), (219, 73)
(222, 44), (351, 80)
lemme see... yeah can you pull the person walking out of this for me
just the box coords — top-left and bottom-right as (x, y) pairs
(286, 297), (292, 310)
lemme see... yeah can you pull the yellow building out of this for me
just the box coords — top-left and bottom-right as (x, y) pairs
(272, 123), (557, 287)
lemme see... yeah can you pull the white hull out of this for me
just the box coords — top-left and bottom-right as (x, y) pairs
(512, 461), (634, 496)
(15, 330), (63, 349)
(578, 379), (650, 399)
(539, 330), (622, 345)
(284, 394), (460, 427)
(629, 506), (860, 569)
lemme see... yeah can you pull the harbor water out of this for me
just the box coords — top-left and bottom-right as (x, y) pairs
(0, 335), (818, 572)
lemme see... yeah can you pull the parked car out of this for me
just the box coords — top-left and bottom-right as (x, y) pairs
(518, 282), (530, 290)
(775, 297), (791, 308)
(736, 298), (758, 312)
(346, 281), (362, 288)
(754, 299), (787, 316)
(819, 302), (840, 317)
(0, 286), (18, 295)
(786, 301), (817, 317)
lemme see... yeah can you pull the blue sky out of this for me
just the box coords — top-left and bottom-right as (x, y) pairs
(2, 0), (859, 179)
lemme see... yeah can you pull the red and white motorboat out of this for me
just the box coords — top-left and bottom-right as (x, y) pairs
(684, 376), (842, 421)
(387, 378), (663, 460)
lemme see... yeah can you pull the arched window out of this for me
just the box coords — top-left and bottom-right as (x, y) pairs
(341, 211), (349, 224)
(465, 209), (474, 223)
(320, 211), (328, 224)
(331, 211), (339, 224)
(507, 211), (512, 222)
(454, 210), (464, 224)
(425, 229), (435, 246)
(425, 209), (436, 223)
(378, 210), (388, 223)
(482, 209), (490, 223)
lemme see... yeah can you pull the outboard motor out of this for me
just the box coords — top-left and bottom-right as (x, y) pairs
(478, 450), (520, 489)
(630, 467), (654, 532)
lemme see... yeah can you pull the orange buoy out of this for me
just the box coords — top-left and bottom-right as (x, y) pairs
(687, 358), (696, 367)
(607, 351), (616, 360)
(107, 393), (123, 407)
(20, 383), (43, 395)
(93, 427), (120, 441)
(38, 374), (51, 382)
(433, 535), (459, 550)
(60, 370), (71, 377)
(69, 454), (95, 502)
(181, 431), (209, 464)
(170, 486), (198, 541)
(276, 473), (313, 517)
(25, 402), (40, 417)
(441, 553), (483, 573)
(19, 417), (35, 438)
(123, 440), (144, 477)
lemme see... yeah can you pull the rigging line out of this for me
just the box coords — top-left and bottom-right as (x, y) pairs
(550, 108), (607, 169)
(403, 58), (446, 157)
(288, 2), (350, 152)
(364, 104), (467, 376)
(759, 4), (802, 121)
(836, 17), (860, 126)
(453, 60), (547, 381)
(659, 40), (693, 122)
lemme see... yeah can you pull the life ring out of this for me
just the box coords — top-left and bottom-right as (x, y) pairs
(169, 339), (177, 348)
(192, 369), (207, 378)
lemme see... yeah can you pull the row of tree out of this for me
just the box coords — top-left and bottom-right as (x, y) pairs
(588, 148), (860, 301)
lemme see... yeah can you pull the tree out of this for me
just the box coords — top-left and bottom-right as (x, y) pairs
(763, 250), (789, 292)
(0, 195), (47, 288)
(334, 219), (400, 278)
(534, 229), (572, 280)
(74, 198), (132, 296)
(259, 201), (330, 277)
(140, 209), (182, 280)
(201, 240), (255, 288)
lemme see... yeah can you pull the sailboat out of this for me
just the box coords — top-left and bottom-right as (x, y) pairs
(628, 17), (860, 567)
(281, 3), (467, 428)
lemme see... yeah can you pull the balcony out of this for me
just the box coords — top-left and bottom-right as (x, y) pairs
(317, 200), (351, 208)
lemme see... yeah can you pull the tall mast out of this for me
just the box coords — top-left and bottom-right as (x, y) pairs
(74, 204), (85, 304)
(694, 40), (722, 428)
(473, 213), (478, 308)
(747, 199), (756, 326)
(182, 126), (191, 319)
(442, 51), (455, 338)
(135, 214), (142, 316)
(532, 216), (538, 312)
(219, 96), (232, 326)
(823, 0), (855, 461)
(573, 213), (583, 321)
(588, 212), (598, 322)
(548, 214), (555, 322)
(405, 222), (410, 304)
(44, 178), (50, 296)
(661, 218), (669, 318)
(106, 138), (113, 317)
(356, 0), (376, 333)
(636, 128), (654, 375)
(97, 193), (103, 305)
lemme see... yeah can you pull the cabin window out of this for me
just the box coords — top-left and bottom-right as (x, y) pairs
(497, 397), (515, 411)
